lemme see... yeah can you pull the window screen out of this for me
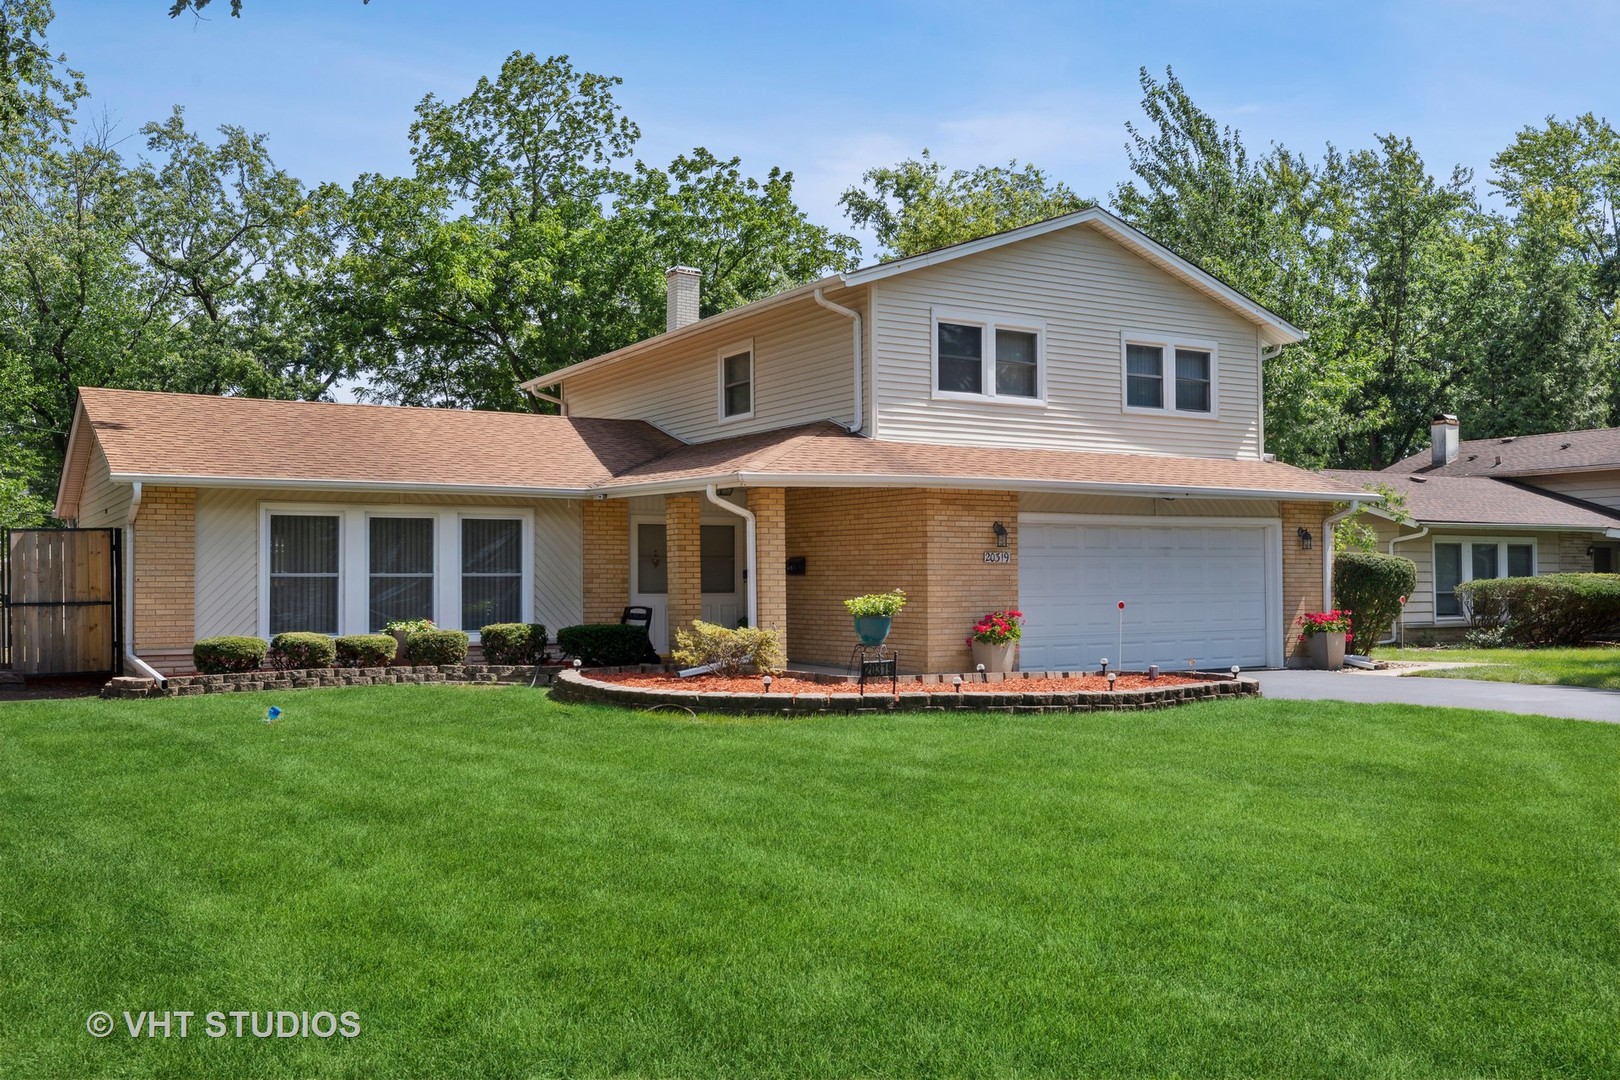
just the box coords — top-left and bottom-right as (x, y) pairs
(937, 322), (984, 394)
(1174, 349), (1212, 412)
(370, 517), (434, 631)
(1126, 344), (1164, 408)
(269, 515), (339, 635)
(995, 329), (1038, 398)
(462, 518), (522, 629)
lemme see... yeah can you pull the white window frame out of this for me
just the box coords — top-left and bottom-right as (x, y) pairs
(1120, 331), (1220, 418)
(258, 503), (534, 640)
(1431, 535), (1538, 623)
(716, 338), (755, 423)
(930, 308), (1047, 406)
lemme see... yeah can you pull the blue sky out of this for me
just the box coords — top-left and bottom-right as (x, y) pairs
(53, 0), (1620, 253)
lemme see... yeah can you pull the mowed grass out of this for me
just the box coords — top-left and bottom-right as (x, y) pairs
(1, 687), (1616, 1079)
(1390, 644), (1620, 689)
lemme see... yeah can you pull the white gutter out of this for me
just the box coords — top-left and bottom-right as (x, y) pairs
(109, 473), (590, 499)
(704, 484), (758, 630)
(1378, 524), (1430, 646)
(119, 483), (167, 687)
(1321, 501), (1360, 608)
(128, 480), (143, 525)
(812, 288), (863, 434)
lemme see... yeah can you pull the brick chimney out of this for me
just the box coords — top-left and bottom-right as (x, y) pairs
(1431, 414), (1459, 467)
(666, 266), (701, 333)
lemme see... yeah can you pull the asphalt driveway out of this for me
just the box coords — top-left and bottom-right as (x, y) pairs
(1252, 669), (1620, 724)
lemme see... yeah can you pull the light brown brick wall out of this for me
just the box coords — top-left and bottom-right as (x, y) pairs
(747, 487), (788, 656)
(133, 486), (196, 651)
(784, 487), (1019, 672)
(664, 493), (703, 648)
(582, 498), (629, 624)
(1283, 500), (1331, 663)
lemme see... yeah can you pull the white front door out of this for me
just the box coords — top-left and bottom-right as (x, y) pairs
(630, 520), (669, 654)
(630, 519), (744, 654)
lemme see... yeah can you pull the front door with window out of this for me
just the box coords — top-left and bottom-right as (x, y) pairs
(630, 519), (743, 654)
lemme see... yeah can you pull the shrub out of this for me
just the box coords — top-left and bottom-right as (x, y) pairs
(267, 632), (336, 672)
(404, 628), (469, 665)
(1464, 625), (1512, 649)
(1334, 551), (1417, 656)
(193, 636), (267, 674)
(672, 620), (786, 676)
(557, 624), (654, 667)
(479, 623), (548, 665)
(1458, 573), (1620, 646)
(843, 588), (907, 617)
(335, 633), (398, 667)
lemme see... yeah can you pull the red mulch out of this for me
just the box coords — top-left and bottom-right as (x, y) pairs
(587, 671), (1210, 695)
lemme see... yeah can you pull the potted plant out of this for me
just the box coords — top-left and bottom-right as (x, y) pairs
(383, 617), (434, 664)
(1299, 609), (1352, 670)
(967, 609), (1023, 673)
(843, 589), (907, 646)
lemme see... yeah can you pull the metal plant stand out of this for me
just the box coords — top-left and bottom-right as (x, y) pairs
(848, 643), (899, 696)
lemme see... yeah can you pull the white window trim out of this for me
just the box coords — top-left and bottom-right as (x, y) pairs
(716, 338), (755, 423)
(1431, 535), (1539, 623)
(258, 503), (534, 640)
(930, 308), (1048, 406)
(1120, 331), (1220, 419)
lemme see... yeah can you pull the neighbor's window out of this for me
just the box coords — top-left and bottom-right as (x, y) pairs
(700, 524), (737, 593)
(461, 518), (523, 629)
(1434, 538), (1536, 619)
(935, 314), (1044, 400)
(1124, 336), (1216, 414)
(369, 517), (434, 631)
(720, 343), (753, 419)
(269, 514), (339, 635)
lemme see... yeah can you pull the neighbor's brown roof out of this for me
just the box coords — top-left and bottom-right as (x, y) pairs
(1325, 469), (1620, 530)
(1386, 426), (1620, 477)
(604, 422), (1364, 499)
(72, 387), (681, 492)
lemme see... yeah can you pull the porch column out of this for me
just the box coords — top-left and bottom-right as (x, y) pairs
(665, 493), (703, 651)
(581, 498), (629, 624)
(747, 487), (788, 658)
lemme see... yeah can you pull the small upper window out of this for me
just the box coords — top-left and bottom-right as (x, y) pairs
(1125, 344), (1163, 409)
(719, 342), (753, 420)
(934, 313), (1044, 401)
(937, 322), (984, 394)
(1123, 335), (1217, 415)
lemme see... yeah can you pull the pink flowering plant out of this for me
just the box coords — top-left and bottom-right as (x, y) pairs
(1298, 609), (1352, 637)
(968, 609), (1025, 646)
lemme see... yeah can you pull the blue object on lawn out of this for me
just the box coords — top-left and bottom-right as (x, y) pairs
(265, 706), (282, 722)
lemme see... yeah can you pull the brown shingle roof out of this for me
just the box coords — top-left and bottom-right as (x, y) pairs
(1324, 469), (1620, 530)
(75, 388), (681, 493)
(1386, 426), (1620, 477)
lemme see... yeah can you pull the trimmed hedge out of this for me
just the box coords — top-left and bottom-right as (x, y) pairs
(268, 632), (336, 672)
(1334, 551), (1417, 655)
(193, 636), (267, 674)
(557, 624), (655, 667)
(335, 633), (398, 667)
(1458, 573), (1620, 646)
(479, 623), (548, 665)
(404, 628), (469, 665)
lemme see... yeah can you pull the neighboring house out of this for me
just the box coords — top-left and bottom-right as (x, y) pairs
(1326, 416), (1620, 635)
(54, 208), (1364, 676)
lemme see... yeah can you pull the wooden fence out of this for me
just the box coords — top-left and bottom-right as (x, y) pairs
(2, 528), (121, 677)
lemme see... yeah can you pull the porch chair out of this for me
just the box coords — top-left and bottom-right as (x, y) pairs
(620, 606), (662, 665)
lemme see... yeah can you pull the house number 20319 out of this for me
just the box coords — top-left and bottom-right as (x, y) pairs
(982, 550), (1011, 564)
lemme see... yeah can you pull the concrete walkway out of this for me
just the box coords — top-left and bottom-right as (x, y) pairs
(1252, 669), (1620, 724)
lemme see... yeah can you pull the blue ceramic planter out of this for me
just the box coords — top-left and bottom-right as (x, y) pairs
(854, 615), (892, 646)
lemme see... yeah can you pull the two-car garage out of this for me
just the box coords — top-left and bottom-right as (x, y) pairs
(1017, 516), (1283, 672)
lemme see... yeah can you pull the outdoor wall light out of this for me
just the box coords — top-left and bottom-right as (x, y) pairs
(1297, 527), (1313, 551)
(991, 520), (1009, 547)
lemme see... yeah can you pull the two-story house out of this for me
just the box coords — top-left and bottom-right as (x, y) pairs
(54, 208), (1363, 676)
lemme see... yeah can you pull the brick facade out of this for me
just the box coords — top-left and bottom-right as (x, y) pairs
(1282, 500), (1332, 664)
(747, 487), (789, 656)
(582, 498), (629, 624)
(133, 486), (196, 651)
(664, 493), (703, 648)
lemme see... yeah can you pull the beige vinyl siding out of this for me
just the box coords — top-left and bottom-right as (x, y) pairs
(1519, 469), (1620, 511)
(562, 287), (867, 443)
(76, 444), (132, 528)
(870, 222), (1264, 458)
(194, 488), (584, 640)
(1019, 493), (1279, 518)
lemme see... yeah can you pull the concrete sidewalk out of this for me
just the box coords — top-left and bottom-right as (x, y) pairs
(1252, 669), (1620, 724)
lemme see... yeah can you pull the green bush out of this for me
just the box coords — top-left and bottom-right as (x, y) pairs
(404, 628), (469, 666)
(1458, 573), (1620, 646)
(556, 624), (654, 667)
(335, 633), (398, 667)
(193, 636), (267, 674)
(1334, 551), (1417, 656)
(479, 623), (548, 665)
(672, 620), (786, 676)
(267, 632), (336, 672)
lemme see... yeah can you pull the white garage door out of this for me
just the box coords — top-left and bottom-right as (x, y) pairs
(1018, 518), (1278, 672)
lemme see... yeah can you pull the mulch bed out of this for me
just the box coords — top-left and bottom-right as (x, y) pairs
(589, 672), (1209, 695)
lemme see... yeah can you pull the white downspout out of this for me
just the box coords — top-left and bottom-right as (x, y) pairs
(1321, 500), (1359, 609)
(704, 484), (757, 630)
(120, 482), (167, 686)
(1377, 525), (1430, 646)
(813, 288), (863, 434)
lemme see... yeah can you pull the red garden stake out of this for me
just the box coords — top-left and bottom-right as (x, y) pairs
(1116, 601), (1125, 672)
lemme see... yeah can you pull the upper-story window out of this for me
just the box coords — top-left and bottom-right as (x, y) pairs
(1122, 333), (1218, 416)
(718, 340), (754, 421)
(932, 310), (1045, 403)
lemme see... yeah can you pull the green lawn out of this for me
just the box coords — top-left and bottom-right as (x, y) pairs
(2, 687), (1615, 1079)
(1389, 644), (1620, 689)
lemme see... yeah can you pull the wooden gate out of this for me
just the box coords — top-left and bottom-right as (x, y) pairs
(1, 528), (122, 677)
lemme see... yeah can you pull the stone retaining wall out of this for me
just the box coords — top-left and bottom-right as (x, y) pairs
(551, 668), (1259, 716)
(102, 664), (556, 699)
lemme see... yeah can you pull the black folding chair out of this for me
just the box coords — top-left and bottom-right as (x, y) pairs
(620, 606), (662, 664)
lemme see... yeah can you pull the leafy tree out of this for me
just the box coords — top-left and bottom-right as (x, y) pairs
(166, 1), (369, 17)
(840, 149), (1091, 260)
